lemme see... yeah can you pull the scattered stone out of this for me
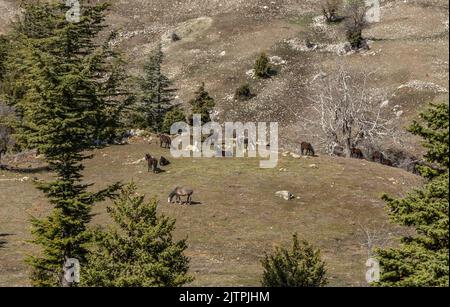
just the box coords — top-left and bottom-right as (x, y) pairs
(291, 153), (301, 159)
(398, 80), (448, 93)
(275, 191), (295, 201)
(124, 157), (146, 165)
(309, 164), (318, 169)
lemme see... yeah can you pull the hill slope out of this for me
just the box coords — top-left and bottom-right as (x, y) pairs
(1, 140), (422, 286)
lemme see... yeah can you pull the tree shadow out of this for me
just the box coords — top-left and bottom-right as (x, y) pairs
(1, 165), (51, 174)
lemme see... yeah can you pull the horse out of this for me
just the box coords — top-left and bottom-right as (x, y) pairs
(0, 146), (6, 163)
(145, 154), (158, 173)
(158, 134), (172, 149)
(159, 156), (170, 166)
(351, 147), (364, 159)
(301, 142), (315, 156)
(168, 187), (194, 205)
(372, 151), (385, 163)
(382, 158), (393, 167)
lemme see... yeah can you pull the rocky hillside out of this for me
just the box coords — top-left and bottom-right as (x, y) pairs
(1, 0), (448, 155)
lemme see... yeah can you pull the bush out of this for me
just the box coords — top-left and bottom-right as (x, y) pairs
(254, 52), (272, 79)
(261, 234), (328, 287)
(234, 83), (254, 101)
(321, 0), (343, 22)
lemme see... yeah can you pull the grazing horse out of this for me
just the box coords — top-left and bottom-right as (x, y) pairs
(159, 156), (170, 166)
(301, 142), (315, 156)
(382, 158), (393, 167)
(351, 147), (364, 159)
(158, 134), (172, 149)
(372, 151), (385, 163)
(145, 154), (158, 173)
(168, 187), (194, 205)
(0, 146), (6, 163)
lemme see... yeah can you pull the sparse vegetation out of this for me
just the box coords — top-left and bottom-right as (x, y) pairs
(261, 234), (328, 287)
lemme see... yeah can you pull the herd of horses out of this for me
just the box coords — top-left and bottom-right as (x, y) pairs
(145, 134), (194, 205)
(145, 135), (397, 205)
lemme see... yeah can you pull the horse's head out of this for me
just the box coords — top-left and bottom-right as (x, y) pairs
(145, 154), (151, 161)
(168, 187), (180, 203)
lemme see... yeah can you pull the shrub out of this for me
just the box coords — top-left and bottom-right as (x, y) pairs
(234, 83), (254, 101)
(261, 234), (328, 287)
(254, 52), (272, 79)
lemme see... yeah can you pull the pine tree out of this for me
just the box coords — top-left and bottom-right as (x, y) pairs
(1, 2), (125, 286)
(81, 183), (193, 287)
(261, 234), (328, 287)
(375, 103), (449, 287)
(408, 103), (449, 179)
(162, 106), (186, 134)
(254, 52), (272, 79)
(137, 43), (176, 131)
(188, 83), (215, 124)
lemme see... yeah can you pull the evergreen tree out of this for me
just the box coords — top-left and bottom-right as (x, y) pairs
(0, 2), (125, 286)
(408, 103), (449, 179)
(162, 106), (186, 134)
(138, 43), (176, 131)
(261, 234), (328, 287)
(254, 52), (272, 79)
(188, 83), (215, 124)
(375, 103), (449, 287)
(81, 183), (193, 287)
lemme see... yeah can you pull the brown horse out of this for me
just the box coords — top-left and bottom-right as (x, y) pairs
(372, 151), (384, 163)
(158, 134), (172, 149)
(382, 158), (393, 167)
(168, 187), (194, 205)
(351, 147), (364, 159)
(145, 154), (158, 173)
(301, 142), (315, 156)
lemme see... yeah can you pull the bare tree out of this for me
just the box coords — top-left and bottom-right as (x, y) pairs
(357, 221), (395, 258)
(321, 0), (343, 23)
(304, 69), (397, 157)
(344, 0), (368, 49)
